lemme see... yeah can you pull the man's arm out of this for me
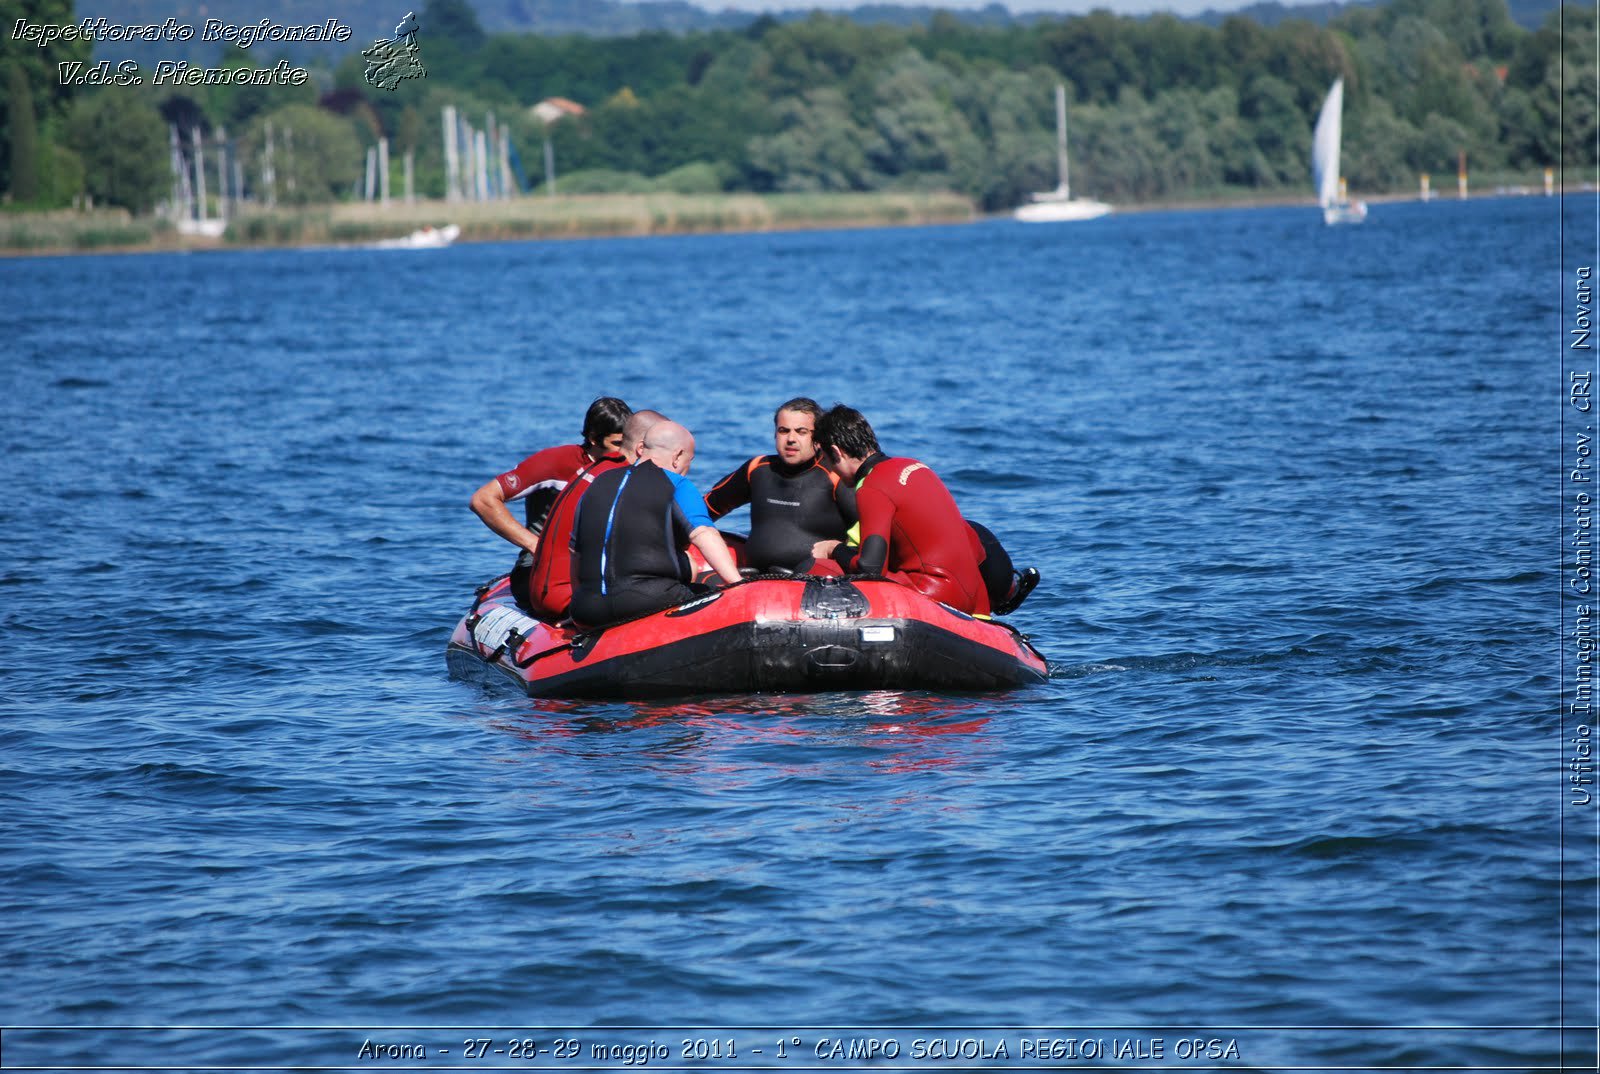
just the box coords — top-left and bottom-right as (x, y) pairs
(668, 469), (743, 584)
(832, 485), (891, 575)
(703, 459), (755, 520)
(834, 480), (859, 527)
(689, 525), (743, 585)
(469, 478), (540, 555)
(811, 477), (861, 561)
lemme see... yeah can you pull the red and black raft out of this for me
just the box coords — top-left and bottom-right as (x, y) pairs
(445, 573), (1048, 698)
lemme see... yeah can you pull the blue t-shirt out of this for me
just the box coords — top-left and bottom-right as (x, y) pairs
(662, 467), (714, 531)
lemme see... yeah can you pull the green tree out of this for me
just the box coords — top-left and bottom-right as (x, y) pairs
(1510, 5), (1598, 168)
(1384, 0), (1520, 62)
(1, 0), (91, 196)
(864, 49), (983, 185)
(1238, 73), (1307, 185)
(208, 45), (317, 132)
(1414, 111), (1475, 175)
(1218, 16), (1270, 93)
(66, 91), (169, 212)
(0, 0), (90, 130)
(1345, 96), (1425, 188)
(1150, 87), (1223, 193)
(748, 87), (877, 192)
(1074, 88), (1167, 199)
(5, 61), (39, 202)
(422, 0), (486, 51)
(243, 104), (364, 204)
(38, 141), (82, 205)
(1037, 11), (1140, 105)
(948, 66), (1058, 209)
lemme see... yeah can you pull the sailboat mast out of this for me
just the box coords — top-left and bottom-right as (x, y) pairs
(1055, 83), (1069, 197)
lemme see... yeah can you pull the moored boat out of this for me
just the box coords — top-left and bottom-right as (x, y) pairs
(446, 573), (1048, 698)
(1014, 84), (1112, 223)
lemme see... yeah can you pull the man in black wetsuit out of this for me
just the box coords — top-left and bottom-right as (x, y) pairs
(569, 421), (742, 629)
(703, 397), (855, 574)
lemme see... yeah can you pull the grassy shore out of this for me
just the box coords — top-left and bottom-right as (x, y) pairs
(0, 174), (1566, 256)
(0, 191), (977, 256)
(0, 208), (182, 253)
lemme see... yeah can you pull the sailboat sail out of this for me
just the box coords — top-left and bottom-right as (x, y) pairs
(1311, 77), (1367, 225)
(1312, 78), (1344, 209)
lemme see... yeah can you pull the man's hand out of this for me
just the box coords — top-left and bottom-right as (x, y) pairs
(812, 539), (841, 560)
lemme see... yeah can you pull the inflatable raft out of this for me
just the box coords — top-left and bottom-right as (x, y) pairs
(445, 573), (1048, 698)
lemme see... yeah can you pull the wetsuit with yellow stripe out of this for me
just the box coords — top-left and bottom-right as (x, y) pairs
(826, 453), (991, 616)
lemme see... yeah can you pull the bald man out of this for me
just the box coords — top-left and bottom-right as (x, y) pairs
(568, 420), (741, 629)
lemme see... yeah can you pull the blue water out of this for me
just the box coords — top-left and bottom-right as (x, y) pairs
(0, 197), (1591, 1071)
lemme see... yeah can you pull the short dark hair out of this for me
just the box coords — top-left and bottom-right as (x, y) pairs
(773, 397), (823, 425)
(814, 405), (880, 460)
(582, 396), (632, 445)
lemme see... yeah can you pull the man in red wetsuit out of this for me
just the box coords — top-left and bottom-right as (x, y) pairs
(809, 405), (991, 616)
(469, 396), (631, 611)
(519, 409), (666, 621)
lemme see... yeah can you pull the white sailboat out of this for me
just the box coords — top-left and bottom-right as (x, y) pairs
(1312, 77), (1367, 225)
(1014, 84), (1111, 223)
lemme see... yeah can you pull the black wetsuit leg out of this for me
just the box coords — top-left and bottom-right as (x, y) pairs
(508, 549), (535, 611)
(570, 577), (704, 629)
(968, 521), (1014, 609)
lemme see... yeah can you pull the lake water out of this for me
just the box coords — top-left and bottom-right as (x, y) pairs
(1, 195), (1592, 1071)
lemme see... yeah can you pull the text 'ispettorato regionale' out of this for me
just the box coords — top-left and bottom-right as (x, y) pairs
(11, 18), (353, 87)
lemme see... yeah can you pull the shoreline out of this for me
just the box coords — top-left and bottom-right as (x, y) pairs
(0, 184), (1570, 258)
(0, 191), (977, 258)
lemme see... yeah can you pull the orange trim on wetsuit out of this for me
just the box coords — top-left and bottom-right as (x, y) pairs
(704, 454), (853, 573)
(828, 454), (990, 615)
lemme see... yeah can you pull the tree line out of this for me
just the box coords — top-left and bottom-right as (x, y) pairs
(1, 0), (1593, 215)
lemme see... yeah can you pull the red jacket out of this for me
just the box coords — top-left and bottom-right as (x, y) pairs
(525, 454), (628, 620)
(831, 454), (990, 615)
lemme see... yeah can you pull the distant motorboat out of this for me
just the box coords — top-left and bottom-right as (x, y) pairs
(176, 218), (226, 238)
(1312, 78), (1368, 226)
(372, 224), (460, 249)
(1014, 84), (1112, 223)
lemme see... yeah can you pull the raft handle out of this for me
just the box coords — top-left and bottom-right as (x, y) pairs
(511, 639), (575, 669)
(463, 575), (508, 635)
(485, 627), (523, 664)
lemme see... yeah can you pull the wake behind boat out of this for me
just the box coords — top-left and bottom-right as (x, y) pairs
(447, 572), (1048, 699)
(1312, 78), (1367, 225)
(1015, 84), (1111, 223)
(372, 223), (460, 249)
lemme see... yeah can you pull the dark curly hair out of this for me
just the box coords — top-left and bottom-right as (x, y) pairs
(813, 405), (881, 460)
